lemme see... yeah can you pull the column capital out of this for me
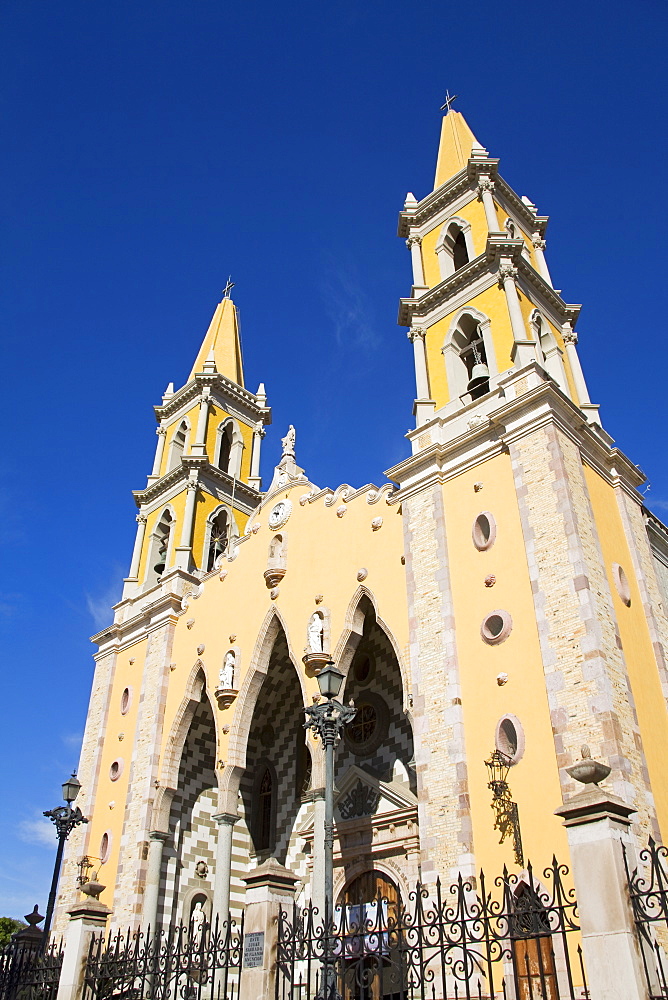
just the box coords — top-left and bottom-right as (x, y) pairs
(185, 478), (199, 492)
(406, 234), (422, 250)
(149, 830), (170, 842)
(407, 326), (426, 343)
(532, 233), (547, 251)
(156, 425), (167, 437)
(477, 176), (495, 196)
(136, 513), (148, 524)
(562, 326), (578, 346)
(213, 812), (238, 827)
(498, 262), (518, 285)
(253, 422), (266, 438)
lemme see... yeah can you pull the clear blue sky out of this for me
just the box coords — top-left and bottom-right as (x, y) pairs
(1, 0), (666, 919)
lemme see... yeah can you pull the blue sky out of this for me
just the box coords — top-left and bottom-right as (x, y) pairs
(1, 0), (666, 919)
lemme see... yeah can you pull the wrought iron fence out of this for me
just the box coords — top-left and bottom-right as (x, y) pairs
(624, 836), (668, 999)
(0, 938), (63, 1000)
(277, 858), (588, 1000)
(82, 912), (243, 1000)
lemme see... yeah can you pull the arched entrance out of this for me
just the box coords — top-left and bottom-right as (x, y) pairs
(511, 882), (558, 1000)
(339, 871), (406, 1000)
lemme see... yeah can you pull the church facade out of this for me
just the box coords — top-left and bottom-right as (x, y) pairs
(55, 110), (668, 936)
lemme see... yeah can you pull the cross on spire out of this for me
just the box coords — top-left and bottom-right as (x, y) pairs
(440, 90), (459, 114)
(222, 276), (235, 299)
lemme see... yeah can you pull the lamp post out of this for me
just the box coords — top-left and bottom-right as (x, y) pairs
(304, 663), (356, 1000)
(42, 773), (88, 946)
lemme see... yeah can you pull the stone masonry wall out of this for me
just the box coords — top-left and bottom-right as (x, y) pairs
(403, 485), (474, 884)
(510, 423), (657, 841)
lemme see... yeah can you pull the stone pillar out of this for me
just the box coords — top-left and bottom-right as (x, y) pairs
(406, 233), (426, 287)
(149, 425), (167, 480)
(143, 831), (168, 930)
(407, 326), (435, 425)
(175, 478), (199, 571)
(239, 858), (299, 1000)
(56, 896), (111, 1000)
(498, 260), (536, 368)
(477, 176), (499, 233)
(212, 813), (237, 919)
(562, 323), (591, 405)
(532, 233), (553, 286)
(126, 513), (148, 581)
(191, 392), (210, 458)
(248, 423), (265, 492)
(554, 785), (648, 1000)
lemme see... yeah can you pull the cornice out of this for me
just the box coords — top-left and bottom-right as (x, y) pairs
(398, 241), (580, 329)
(154, 372), (270, 426)
(91, 578), (198, 651)
(133, 460), (262, 510)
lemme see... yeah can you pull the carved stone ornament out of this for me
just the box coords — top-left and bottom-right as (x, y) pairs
(474, 482), (484, 492)
(219, 570), (228, 581)
(477, 176), (495, 195)
(405, 234), (422, 249)
(336, 505), (347, 518)
(498, 263), (518, 284)
(264, 566), (286, 589)
(268, 499), (292, 530)
(485, 575), (496, 587)
(195, 860), (209, 879)
(214, 686), (239, 711)
(407, 326), (426, 343)
(338, 780), (381, 820)
(197, 644), (205, 655)
(371, 517), (383, 531)
(136, 514), (147, 524)
(186, 619), (195, 629)
(497, 672), (509, 686)
(315, 594), (324, 604)
(302, 649), (331, 678)
(562, 327), (578, 346)
(357, 568), (368, 582)
(299, 494), (311, 506)
(252, 522), (261, 533)
(270, 587), (280, 600)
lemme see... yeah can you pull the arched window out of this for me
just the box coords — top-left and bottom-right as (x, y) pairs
(531, 312), (568, 394)
(218, 423), (233, 472)
(167, 420), (188, 472)
(436, 218), (473, 279)
(206, 509), (229, 571)
(147, 509), (173, 586)
(257, 767), (274, 851)
(456, 316), (490, 400)
(453, 228), (469, 270)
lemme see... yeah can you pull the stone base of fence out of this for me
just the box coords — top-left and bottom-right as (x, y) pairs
(56, 897), (110, 1000)
(239, 858), (299, 1000)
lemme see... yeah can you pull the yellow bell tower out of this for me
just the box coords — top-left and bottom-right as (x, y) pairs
(123, 290), (271, 598)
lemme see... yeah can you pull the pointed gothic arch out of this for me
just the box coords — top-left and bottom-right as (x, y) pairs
(167, 418), (191, 472)
(436, 216), (475, 279)
(216, 418), (244, 477)
(442, 307), (498, 404)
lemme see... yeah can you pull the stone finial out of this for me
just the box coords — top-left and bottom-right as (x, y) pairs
(566, 746), (611, 786)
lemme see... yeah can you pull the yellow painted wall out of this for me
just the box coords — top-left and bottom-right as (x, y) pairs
(442, 454), (570, 871)
(159, 403), (200, 478)
(583, 465), (668, 840)
(205, 405), (254, 481)
(420, 197), (490, 288)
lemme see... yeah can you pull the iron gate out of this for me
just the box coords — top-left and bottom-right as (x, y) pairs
(0, 939), (63, 1000)
(277, 858), (588, 1000)
(83, 913), (243, 999)
(625, 837), (668, 999)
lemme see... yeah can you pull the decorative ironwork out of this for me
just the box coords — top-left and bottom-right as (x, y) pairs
(82, 913), (243, 1000)
(624, 836), (668, 999)
(0, 938), (63, 1000)
(484, 749), (524, 867)
(276, 857), (587, 1000)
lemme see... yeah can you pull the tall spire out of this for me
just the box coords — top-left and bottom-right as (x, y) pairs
(433, 110), (483, 190)
(189, 295), (244, 386)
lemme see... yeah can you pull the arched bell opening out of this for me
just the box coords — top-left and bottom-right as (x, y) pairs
(158, 691), (218, 929)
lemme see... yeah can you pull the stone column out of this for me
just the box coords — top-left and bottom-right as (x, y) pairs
(498, 261), (536, 368)
(562, 323), (591, 405)
(212, 813), (237, 919)
(191, 392), (210, 458)
(406, 233), (426, 287)
(554, 785), (648, 1000)
(175, 478), (199, 571)
(127, 513), (148, 581)
(149, 425), (167, 480)
(408, 327), (436, 425)
(477, 176), (499, 233)
(248, 423), (265, 492)
(56, 896), (111, 1000)
(143, 831), (169, 931)
(532, 233), (553, 286)
(239, 858), (299, 1000)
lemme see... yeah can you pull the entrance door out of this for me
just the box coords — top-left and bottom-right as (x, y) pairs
(339, 871), (405, 1000)
(512, 883), (558, 1000)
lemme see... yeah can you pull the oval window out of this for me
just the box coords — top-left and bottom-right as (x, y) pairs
(495, 715), (525, 764)
(472, 512), (497, 551)
(612, 563), (631, 606)
(109, 759), (124, 782)
(100, 832), (111, 863)
(481, 610), (512, 645)
(120, 687), (131, 715)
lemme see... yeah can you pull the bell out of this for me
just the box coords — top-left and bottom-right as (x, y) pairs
(153, 559), (166, 576)
(467, 361), (490, 392)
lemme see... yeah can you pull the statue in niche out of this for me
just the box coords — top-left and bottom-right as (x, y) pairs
(219, 650), (235, 690)
(281, 425), (296, 460)
(307, 613), (324, 653)
(190, 900), (205, 945)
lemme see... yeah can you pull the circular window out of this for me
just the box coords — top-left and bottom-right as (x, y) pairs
(495, 715), (524, 764)
(481, 610), (512, 645)
(120, 687), (132, 715)
(612, 563), (631, 606)
(344, 693), (389, 757)
(100, 832), (111, 863)
(352, 649), (375, 687)
(109, 759), (124, 782)
(472, 512), (497, 551)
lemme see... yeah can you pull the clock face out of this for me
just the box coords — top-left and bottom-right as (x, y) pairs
(268, 499), (292, 529)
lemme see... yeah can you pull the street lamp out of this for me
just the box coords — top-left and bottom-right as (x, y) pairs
(304, 662), (356, 1000)
(42, 773), (88, 946)
(484, 750), (523, 867)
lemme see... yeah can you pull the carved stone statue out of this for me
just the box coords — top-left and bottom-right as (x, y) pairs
(190, 901), (205, 945)
(307, 613), (324, 653)
(219, 650), (235, 690)
(281, 425), (296, 460)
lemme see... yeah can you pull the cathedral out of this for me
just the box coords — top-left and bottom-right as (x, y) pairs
(55, 107), (668, 941)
